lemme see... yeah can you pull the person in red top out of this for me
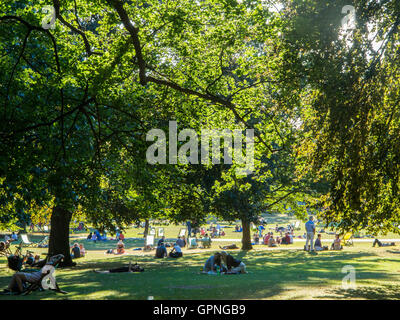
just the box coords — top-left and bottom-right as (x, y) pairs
(119, 232), (125, 241)
(263, 232), (271, 245)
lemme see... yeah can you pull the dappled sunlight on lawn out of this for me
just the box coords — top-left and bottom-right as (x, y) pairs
(1, 244), (400, 299)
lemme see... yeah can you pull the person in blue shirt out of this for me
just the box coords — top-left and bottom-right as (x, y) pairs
(155, 243), (168, 258)
(258, 225), (265, 237)
(305, 216), (316, 252)
(176, 236), (185, 248)
(186, 221), (192, 237)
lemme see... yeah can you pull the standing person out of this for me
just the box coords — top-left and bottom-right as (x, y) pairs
(186, 221), (192, 237)
(258, 225), (265, 237)
(305, 216), (316, 252)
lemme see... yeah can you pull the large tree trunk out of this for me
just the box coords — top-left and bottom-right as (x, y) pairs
(143, 219), (149, 238)
(241, 218), (253, 250)
(48, 206), (75, 267)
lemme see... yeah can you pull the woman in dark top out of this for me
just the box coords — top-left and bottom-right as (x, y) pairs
(70, 243), (81, 259)
(220, 251), (247, 274)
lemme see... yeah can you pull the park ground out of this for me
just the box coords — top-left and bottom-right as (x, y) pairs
(1, 214), (400, 300)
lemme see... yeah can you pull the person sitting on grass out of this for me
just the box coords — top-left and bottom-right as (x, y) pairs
(106, 240), (125, 254)
(211, 227), (219, 238)
(200, 234), (212, 248)
(220, 251), (247, 274)
(189, 237), (198, 248)
(11, 232), (18, 242)
(263, 232), (271, 245)
(314, 234), (329, 251)
(331, 235), (343, 250)
(87, 232), (93, 240)
(253, 233), (260, 245)
(155, 242), (168, 258)
(281, 233), (291, 245)
(203, 253), (222, 273)
(169, 242), (183, 258)
(70, 243), (81, 259)
(79, 244), (86, 257)
(115, 240), (125, 254)
(176, 236), (185, 248)
(268, 234), (278, 247)
(94, 261), (144, 273)
(157, 236), (166, 247)
(372, 238), (395, 247)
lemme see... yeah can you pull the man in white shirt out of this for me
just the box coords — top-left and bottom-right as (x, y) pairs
(169, 243), (183, 258)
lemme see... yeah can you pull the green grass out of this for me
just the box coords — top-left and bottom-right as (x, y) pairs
(1, 213), (400, 300)
(1, 241), (400, 300)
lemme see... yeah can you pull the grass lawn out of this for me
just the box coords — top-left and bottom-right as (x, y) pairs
(1, 241), (400, 300)
(1, 213), (400, 300)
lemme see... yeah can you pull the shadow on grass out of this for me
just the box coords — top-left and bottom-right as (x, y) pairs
(319, 285), (400, 300)
(0, 249), (398, 300)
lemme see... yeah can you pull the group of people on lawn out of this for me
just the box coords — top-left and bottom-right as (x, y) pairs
(249, 216), (345, 252)
(305, 216), (343, 252)
(203, 251), (247, 274)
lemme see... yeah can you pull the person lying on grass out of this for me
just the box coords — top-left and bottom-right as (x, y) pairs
(94, 261), (144, 273)
(372, 238), (396, 247)
(169, 243), (183, 258)
(220, 251), (247, 274)
(219, 244), (239, 250)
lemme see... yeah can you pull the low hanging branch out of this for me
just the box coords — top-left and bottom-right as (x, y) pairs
(105, 0), (278, 154)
